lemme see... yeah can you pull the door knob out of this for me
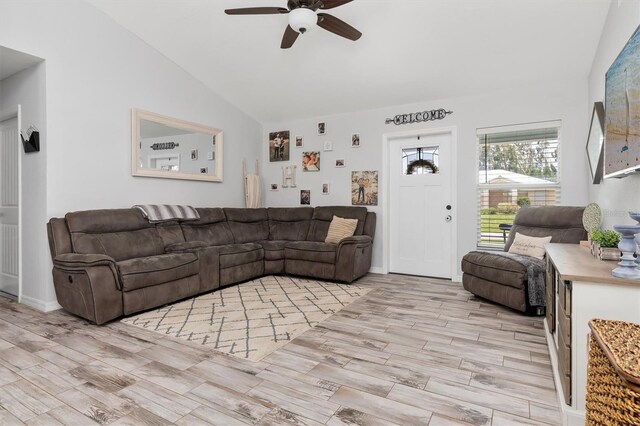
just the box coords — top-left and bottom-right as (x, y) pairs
(445, 215), (452, 222)
(446, 205), (452, 210)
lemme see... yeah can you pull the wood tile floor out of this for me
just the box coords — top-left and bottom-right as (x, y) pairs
(0, 274), (561, 425)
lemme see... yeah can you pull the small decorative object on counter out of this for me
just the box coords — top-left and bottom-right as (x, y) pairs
(612, 225), (640, 279)
(590, 230), (621, 261)
(629, 211), (640, 267)
(583, 203), (603, 252)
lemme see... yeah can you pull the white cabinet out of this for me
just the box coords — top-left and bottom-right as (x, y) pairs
(544, 243), (640, 425)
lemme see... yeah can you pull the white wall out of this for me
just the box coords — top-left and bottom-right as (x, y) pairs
(263, 79), (590, 276)
(0, 0), (262, 309)
(0, 61), (48, 308)
(588, 0), (640, 228)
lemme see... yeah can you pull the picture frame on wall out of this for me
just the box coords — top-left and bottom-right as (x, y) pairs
(318, 122), (326, 135)
(323, 140), (333, 151)
(300, 190), (311, 205)
(335, 159), (345, 168)
(270, 183), (279, 191)
(351, 170), (379, 206)
(191, 149), (198, 160)
(295, 136), (303, 148)
(302, 151), (320, 171)
(586, 102), (605, 184)
(322, 183), (330, 195)
(351, 133), (360, 148)
(269, 130), (290, 162)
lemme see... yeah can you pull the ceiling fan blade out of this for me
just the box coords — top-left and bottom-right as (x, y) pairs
(225, 7), (288, 15)
(317, 13), (361, 41)
(320, 0), (353, 9)
(281, 25), (300, 49)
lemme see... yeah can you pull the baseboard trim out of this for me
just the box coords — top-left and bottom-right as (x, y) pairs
(20, 295), (62, 312)
(368, 267), (384, 274)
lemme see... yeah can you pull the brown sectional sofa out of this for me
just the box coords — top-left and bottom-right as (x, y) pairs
(47, 206), (376, 324)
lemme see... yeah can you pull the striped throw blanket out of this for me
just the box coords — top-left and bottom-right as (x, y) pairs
(134, 205), (200, 223)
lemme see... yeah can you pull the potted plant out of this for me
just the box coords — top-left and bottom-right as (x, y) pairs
(591, 230), (621, 261)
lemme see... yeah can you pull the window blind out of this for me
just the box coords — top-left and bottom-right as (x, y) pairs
(477, 123), (561, 248)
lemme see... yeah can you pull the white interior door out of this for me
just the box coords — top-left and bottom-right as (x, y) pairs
(0, 118), (19, 297)
(389, 131), (453, 278)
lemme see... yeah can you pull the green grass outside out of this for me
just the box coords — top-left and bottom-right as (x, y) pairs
(480, 214), (516, 233)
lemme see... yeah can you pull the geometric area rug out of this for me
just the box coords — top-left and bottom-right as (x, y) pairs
(121, 275), (371, 362)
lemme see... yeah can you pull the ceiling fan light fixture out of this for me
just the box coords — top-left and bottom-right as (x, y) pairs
(288, 8), (317, 34)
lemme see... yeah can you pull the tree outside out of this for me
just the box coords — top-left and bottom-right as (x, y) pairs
(479, 139), (558, 246)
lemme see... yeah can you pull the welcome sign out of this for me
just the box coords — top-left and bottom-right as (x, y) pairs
(385, 108), (453, 125)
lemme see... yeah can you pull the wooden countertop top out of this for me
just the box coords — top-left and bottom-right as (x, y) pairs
(545, 243), (640, 286)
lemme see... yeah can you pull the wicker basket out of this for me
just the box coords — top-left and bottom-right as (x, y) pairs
(587, 319), (640, 425)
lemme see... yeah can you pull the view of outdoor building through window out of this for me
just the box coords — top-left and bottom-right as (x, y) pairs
(477, 124), (560, 247)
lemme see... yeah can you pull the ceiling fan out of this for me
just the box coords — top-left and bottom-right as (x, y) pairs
(225, 0), (361, 49)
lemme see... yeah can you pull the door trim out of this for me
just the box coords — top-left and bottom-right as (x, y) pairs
(0, 105), (22, 301)
(381, 126), (457, 279)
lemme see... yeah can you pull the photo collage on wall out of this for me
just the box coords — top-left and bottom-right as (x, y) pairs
(268, 124), (378, 206)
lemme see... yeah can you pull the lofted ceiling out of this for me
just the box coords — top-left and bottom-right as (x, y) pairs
(0, 46), (43, 81)
(87, 0), (610, 122)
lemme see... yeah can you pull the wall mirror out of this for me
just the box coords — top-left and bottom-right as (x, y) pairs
(586, 102), (604, 185)
(132, 108), (223, 182)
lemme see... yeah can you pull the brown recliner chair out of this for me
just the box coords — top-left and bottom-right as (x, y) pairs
(461, 206), (587, 314)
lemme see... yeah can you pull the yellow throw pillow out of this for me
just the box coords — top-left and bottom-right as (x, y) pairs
(325, 216), (358, 244)
(508, 232), (552, 259)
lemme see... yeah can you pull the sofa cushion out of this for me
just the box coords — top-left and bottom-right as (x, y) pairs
(118, 253), (199, 292)
(268, 207), (314, 241)
(181, 208), (234, 246)
(461, 251), (527, 289)
(508, 233), (552, 259)
(285, 241), (338, 264)
(217, 243), (264, 269)
(325, 216), (358, 244)
(258, 240), (287, 260)
(156, 222), (186, 247)
(224, 208), (269, 243)
(307, 206), (368, 242)
(67, 209), (165, 262)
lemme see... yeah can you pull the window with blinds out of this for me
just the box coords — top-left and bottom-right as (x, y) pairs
(477, 122), (561, 248)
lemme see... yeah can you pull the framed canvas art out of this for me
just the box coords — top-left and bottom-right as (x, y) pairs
(302, 152), (320, 171)
(351, 171), (378, 206)
(604, 25), (640, 178)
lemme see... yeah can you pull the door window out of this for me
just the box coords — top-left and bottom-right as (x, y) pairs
(402, 146), (439, 175)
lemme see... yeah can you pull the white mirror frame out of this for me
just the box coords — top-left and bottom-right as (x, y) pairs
(131, 108), (223, 182)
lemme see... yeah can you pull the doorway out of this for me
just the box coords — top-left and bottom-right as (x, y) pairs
(0, 117), (19, 298)
(385, 128), (456, 279)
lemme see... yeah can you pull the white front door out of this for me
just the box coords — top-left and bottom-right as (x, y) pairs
(0, 118), (19, 297)
(389, 131), (453, 278)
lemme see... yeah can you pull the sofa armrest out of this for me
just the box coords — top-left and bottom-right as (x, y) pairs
(54, 253), (116, 268)
(51, 253), (123, 324)
(338, 235), (372, 249)
(335, 236), (373, 283)
(165, 241), (209, 253)
(165, 243), (221, 292)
